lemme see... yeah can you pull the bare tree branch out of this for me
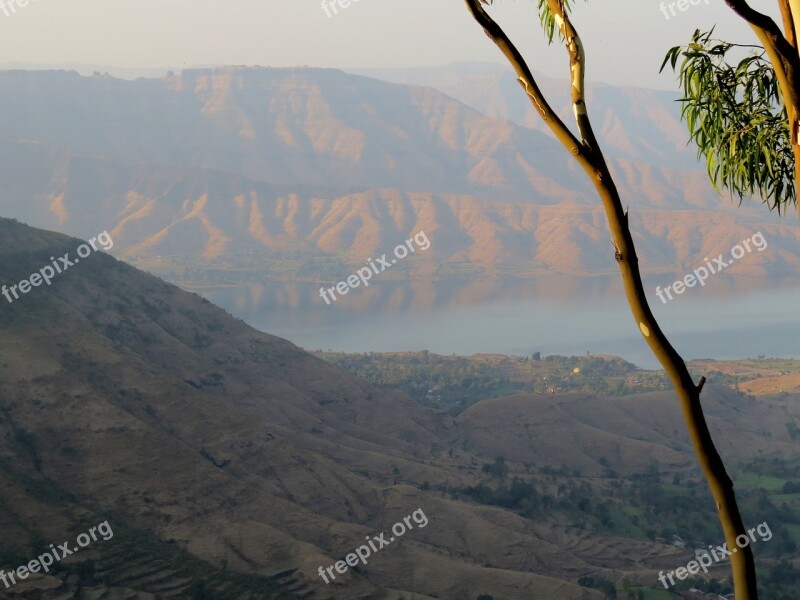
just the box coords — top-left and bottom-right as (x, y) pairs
(543, 1), (595, 149)
(463, 1), (760, 597)
(466, 0), (585, 159)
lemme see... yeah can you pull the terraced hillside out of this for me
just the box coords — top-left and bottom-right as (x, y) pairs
(2, 218), (798, 599)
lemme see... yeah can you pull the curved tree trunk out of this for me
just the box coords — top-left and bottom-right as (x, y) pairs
(463, 1), (758, 597)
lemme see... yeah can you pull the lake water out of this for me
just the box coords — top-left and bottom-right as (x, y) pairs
(194, 275), (800, 370)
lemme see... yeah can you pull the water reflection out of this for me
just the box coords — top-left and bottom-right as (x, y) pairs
(192, 275), (800, 369)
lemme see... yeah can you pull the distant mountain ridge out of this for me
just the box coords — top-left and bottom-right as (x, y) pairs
(0, 66), (579, 196)
(349, 62), (702, 170)
(0, 66), (798, 279)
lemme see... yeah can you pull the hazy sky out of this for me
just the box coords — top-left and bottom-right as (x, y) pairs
(0, 0), (780, 89)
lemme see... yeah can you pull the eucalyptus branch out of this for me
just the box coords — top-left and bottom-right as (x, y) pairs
(662, 28), (796, 212)
(543, 0), (594, 148)
(723, 0), (800, 161)
(471, 0), (585, 158)
(778, 0), (797, 48)
(724, 0), (795, 59)
(464, 1), (760, 597)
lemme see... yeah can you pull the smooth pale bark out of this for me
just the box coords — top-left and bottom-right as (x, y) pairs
(784, 0), (800, 216)
(789, 0), (800, 45)
(463, 1), (758, 598)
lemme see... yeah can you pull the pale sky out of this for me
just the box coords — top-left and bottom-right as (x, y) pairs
(0, 0), (780, 89)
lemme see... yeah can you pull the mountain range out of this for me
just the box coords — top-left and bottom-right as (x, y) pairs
(0, 66), (797, 281)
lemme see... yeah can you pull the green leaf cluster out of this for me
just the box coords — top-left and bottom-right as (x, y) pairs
(662, 28), (795, 213)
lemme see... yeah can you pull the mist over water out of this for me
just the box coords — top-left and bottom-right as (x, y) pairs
(196, 276), (800, 370)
